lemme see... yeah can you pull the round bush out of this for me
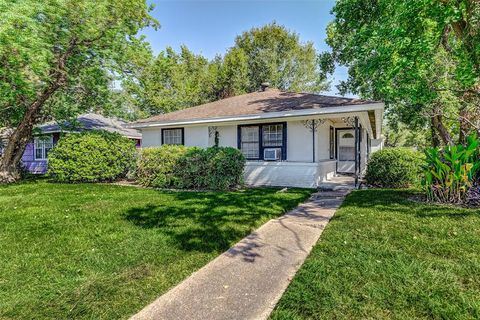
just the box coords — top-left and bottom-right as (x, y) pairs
(365, 148), (424, 188)
(136, 145), (188, 188)
(48, 131), (136, 183)
(176, 147), (245, 190)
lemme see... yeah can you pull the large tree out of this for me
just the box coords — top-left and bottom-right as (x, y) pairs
(127, 22), (330, 117)
(227, 22), (329, 94)
(325, 0), (480, 146)
(0, 0), (157, 182)
(123, 46), (220, 116)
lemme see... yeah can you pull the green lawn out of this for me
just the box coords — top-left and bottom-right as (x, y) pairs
(0, 180), (312, 319)
(271, 189), (480, 320)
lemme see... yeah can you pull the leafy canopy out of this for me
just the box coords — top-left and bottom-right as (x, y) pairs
(123, 46), (220, 116)
(325, 0), (480, 144)
(0, 0), (157, 127)
(230, 22), (329, 94)
(124, 22), (330, 117)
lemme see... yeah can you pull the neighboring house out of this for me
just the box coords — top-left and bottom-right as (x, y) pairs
(21, 113), (142, 174)
(129, 86), (384, 188)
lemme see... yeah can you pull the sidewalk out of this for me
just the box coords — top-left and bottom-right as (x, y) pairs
(131, 189), (349, 320)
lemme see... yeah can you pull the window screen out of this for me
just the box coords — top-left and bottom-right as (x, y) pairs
(34, 136), (53, 160)
(339, 146), (355, 161)
(262, 124), (283, 146)
(241, 126), (259, 159)
(162, 128), (183, 145)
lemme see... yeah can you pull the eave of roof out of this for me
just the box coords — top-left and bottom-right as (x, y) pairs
(127, 102), (385, 129)
(130, 89), (381, 126)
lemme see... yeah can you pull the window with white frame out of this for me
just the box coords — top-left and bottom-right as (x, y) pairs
(162, 128), (184, 145)
(262, 124), (283, 146)
(34, 136), (53, 160)
(240, 126), (259, 159)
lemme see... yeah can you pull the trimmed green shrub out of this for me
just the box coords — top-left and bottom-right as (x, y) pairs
(48, 131), (136, 183)
(365, 148), (424, 188)
(135, 146), (245, 190)
(176, 147), (245, 190)
(135, 145), (188, 188)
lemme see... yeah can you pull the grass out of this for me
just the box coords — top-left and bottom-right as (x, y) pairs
(0, 180), (312, 319)
(271, 189), (480, 320)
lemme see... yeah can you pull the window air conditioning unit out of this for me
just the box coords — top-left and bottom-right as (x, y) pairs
(264, 148), (281, 161)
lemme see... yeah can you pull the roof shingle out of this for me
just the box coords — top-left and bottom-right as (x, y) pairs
(133, 89), (379, 124)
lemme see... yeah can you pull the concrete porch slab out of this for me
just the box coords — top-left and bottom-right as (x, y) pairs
(318, 175), (356, 191)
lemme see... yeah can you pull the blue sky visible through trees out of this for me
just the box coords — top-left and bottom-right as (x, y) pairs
(141, 0), (351, 97)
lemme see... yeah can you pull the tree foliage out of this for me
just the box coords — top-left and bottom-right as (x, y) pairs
(226, 22), (329, 94)
(123, 46), (220, 116)
(125, 22), (330, 116)
(0, 0), (156, 181)
(326, 0), (480, 146)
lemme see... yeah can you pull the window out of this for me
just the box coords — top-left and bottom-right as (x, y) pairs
(34, 136), (53, 160)
(262, 124), (283, 146)
(162, 128), (184, 145)
(342, 132), (354, 139)
(329, 126), (334, 159)
(240, 126), (259, 159)
(339, 146), (355, 161)
(238, 123), (286, 160)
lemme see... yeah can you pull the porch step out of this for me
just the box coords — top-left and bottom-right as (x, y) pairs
(318, 175), (356, 191)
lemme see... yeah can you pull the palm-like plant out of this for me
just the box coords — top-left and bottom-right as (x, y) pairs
(423, 134), (480, 203)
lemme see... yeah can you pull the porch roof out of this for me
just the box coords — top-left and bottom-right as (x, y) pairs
(130, 89), (382, 126)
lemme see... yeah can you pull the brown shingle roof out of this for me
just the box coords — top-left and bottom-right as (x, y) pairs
(133, 89), (379, 124)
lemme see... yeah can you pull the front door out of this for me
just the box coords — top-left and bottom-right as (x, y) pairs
(337, 130), (355, 173)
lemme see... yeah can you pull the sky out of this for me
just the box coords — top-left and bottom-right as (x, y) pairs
(141, 0), (349, 96)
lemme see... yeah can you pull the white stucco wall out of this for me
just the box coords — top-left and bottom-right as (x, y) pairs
(140, 120), (334, 163)
(287, 121), (312, 162)
(138, 118), (377, 187)
(141, 128), (161, 147)
(317, 122), (331, 160)
(185, 126), (209, 147)
(244, 160), (336, 188)
(208, 125), (237, 148)
(371, 138), (384, 153)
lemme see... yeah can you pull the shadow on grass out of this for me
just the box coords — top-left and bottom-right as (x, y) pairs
(338, 189), (480, 219)
(123, 188), (312, 254)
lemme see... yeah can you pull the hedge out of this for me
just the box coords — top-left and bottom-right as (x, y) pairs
(136, 145), (245, 190)
(48, 131), (136, 183)
(135, 145), (188, 188)
(365, 147), (424, 188)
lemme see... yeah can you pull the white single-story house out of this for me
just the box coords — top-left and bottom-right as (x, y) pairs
(128, 86), (384, 188)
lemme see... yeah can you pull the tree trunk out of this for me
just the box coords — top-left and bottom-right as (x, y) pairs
(0, 125), (32, 182)
(0, 82), (62, 182)
(0, 41), (74, 183)
(458, 107), (469, 145)
(432, 114), (453, 145)
(430, 119), (441, 148)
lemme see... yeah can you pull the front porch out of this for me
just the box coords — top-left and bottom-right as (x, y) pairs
(240, 114), (376, 189)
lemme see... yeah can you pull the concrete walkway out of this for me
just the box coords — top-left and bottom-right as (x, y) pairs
(131, 189), (350, 320)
